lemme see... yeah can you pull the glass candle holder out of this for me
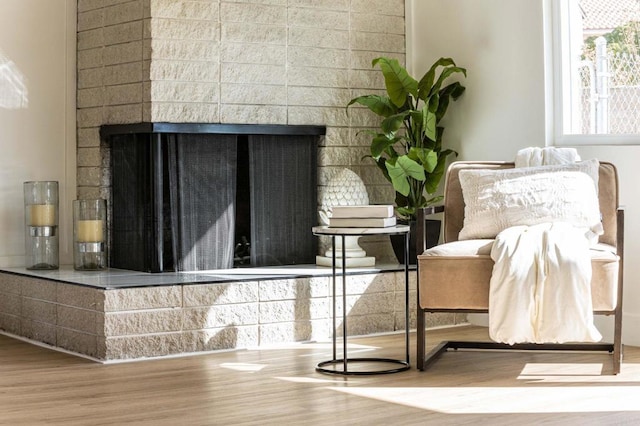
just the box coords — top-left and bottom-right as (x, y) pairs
(73, 199), (107, 271)
(24, 181), (59, 270)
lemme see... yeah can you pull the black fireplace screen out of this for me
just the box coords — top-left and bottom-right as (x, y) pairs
(168, 133), (238, 271)
(106, 124), (321, 273)
(249, 135), (318, 266)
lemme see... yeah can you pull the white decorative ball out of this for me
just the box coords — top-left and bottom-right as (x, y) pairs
(318, 168), (369, 225)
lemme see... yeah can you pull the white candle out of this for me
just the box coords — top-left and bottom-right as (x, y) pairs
(77, 220), (104, 242)
(29, 204), (56, 226)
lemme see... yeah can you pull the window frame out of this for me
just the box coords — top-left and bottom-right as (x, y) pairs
(550, 0), (640, 146)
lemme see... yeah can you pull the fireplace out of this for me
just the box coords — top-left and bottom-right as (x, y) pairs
(101, 123), (325, 273)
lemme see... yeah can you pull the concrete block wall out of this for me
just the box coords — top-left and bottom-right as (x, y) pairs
(77, 0), (149, 200)
(0, 273), (105, 358)
(100, 272), (416, 360)
(76, 0), (406, 246)
(0, 270), (466, 361)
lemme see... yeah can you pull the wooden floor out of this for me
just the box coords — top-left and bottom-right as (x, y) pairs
(2, 325), (640, 425)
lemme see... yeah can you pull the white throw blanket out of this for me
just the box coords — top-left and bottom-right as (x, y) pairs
(489, 223), (602, 344)
(515, 147), (581, 167)
(489, 147), (601, 344)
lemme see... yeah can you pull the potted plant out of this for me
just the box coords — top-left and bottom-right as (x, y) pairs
(347, 57), (466, 261)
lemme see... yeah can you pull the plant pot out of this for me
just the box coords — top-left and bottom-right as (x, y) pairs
(390, 219), (441, 265)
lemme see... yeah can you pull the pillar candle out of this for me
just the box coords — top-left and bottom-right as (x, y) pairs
(77, 220), (104, 242)
(29, 204), (56, 226)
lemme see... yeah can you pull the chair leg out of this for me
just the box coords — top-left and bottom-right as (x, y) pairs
(613, 206), (624, 375)
(417, 308), (425, 371)
(613, 309), (623, 374)
(613, 342), (622, 375)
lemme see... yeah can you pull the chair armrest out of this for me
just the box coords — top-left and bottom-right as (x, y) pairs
(416, 206), (445, 255)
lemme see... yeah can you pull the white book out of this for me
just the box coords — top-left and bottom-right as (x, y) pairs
(330, 205), (394, 219)
(329, 216), (397, 228)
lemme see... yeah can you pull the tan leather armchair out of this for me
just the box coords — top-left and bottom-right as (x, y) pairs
(416, 161), (624, 374)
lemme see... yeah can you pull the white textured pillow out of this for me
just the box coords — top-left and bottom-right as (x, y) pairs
(458, 160), (603, 241)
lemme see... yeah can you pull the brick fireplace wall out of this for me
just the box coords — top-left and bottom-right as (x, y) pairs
(76, 0), (407, 261)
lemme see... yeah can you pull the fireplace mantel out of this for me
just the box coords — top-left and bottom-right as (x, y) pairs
(100, 122), (326, 137)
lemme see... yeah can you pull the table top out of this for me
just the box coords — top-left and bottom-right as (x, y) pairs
(312, 225), (410, 236)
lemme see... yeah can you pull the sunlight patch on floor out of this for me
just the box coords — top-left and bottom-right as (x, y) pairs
(519, 363), (604, 376)
(518, 363), (640, 383)
(330, 385), (640, 414)
(220, 363), (268, 372)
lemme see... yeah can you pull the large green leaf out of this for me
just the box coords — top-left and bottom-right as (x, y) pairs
(423, 106), (437, 142)
(432, 66), (467, 96)
(435, 95), (450, 123)
(395, 192), (409, 208)
(371, 134), (401, 158)
(374, 157), (392, 184)
(434, 82), (465, 122)
(417, 57), (456, 100)
(385, 155), (425, 196)
(381, 112), (409, 136)
(346, 95), (396, 117)
(409, 147), (438, 173)
(424, 166), (445, 194)
(427, 93), (440, 113)
(448, 81), (466, 99)
(407, 110), (423, 145)
(434, 127), (445, 149)
(373, 57), (418, 108)
(424, 149), (458, 193)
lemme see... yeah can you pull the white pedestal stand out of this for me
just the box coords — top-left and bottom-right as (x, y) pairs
(315, 235), (375, 267)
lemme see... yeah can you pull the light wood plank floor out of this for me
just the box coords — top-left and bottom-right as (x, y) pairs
(2, 325), (640, 425)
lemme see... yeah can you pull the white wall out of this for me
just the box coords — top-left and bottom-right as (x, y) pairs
(406, 0), (547, 160)
(407, 0), (640, 345)
(0, 0), (76, 267)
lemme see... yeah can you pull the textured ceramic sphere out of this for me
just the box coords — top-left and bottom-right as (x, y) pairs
(319, 168), (369, 225)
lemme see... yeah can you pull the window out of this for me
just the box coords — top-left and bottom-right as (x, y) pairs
(552, 0), (640, 144)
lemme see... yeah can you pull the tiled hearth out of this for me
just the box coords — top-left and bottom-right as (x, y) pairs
(0, 265), (463, 362)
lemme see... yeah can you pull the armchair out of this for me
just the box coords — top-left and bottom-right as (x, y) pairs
(416, 161), (624, 374)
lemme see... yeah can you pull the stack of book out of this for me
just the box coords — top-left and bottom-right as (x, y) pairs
(328, 205), (396, 228)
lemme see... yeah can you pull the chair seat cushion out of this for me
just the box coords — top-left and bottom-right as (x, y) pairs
(418, 240), (619, 311)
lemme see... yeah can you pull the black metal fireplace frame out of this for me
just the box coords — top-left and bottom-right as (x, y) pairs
(101, 122), (326, 273)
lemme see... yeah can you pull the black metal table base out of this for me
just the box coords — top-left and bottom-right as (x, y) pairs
(311, 226), (411, 377)
(316, 358), (410, 376)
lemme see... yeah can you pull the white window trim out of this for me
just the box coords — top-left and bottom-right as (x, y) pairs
(549, 0), (640, 146)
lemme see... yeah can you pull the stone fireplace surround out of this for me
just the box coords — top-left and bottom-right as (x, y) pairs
(0, 0), (465, 361)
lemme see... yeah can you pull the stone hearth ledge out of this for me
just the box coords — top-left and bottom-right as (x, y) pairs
(0, 265), (463, 362)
